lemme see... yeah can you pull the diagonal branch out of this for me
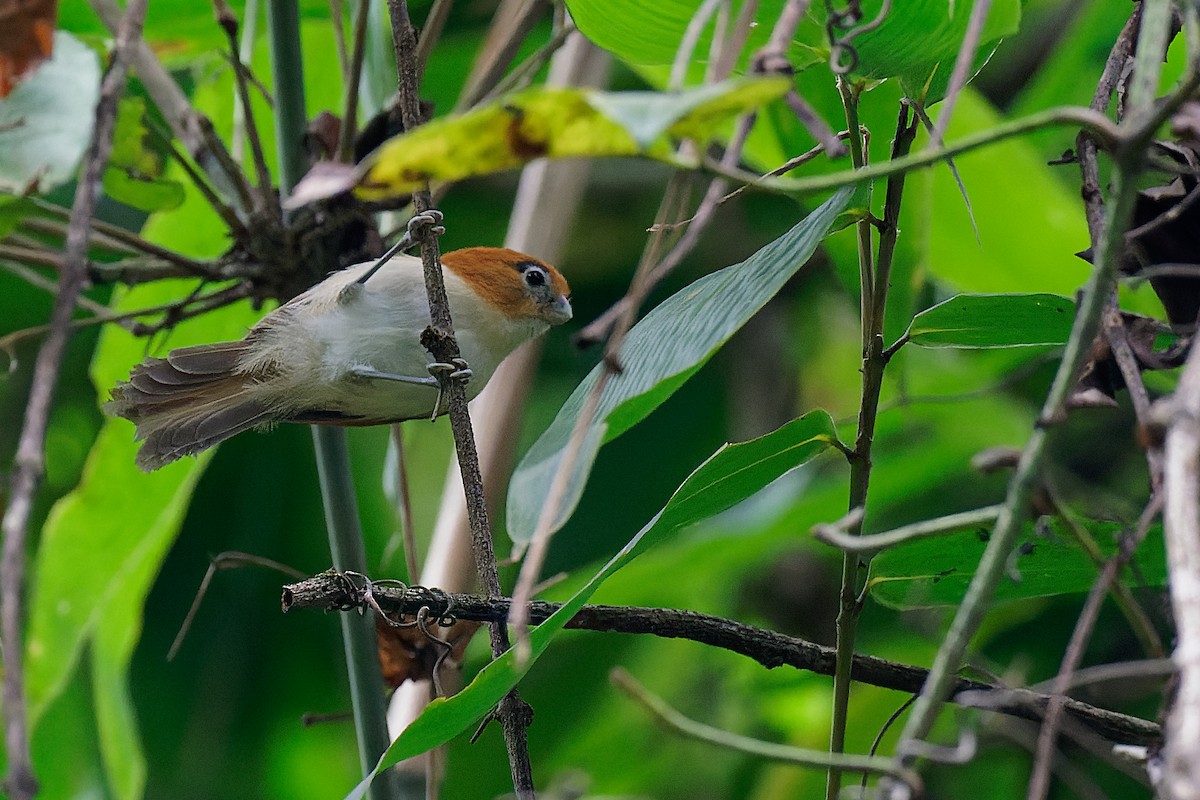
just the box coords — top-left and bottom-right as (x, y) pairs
(280, 572), (1164, 747)
(386, 1), (537, 795)
(1, 2), (149, 797)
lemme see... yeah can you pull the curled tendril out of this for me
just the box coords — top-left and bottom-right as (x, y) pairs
(824, 0), (892, 76)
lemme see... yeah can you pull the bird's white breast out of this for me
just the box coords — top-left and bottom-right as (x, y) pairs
(240, 254), (546, 422)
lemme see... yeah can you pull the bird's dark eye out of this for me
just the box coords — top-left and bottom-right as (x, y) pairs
(524, 266), (547, 287)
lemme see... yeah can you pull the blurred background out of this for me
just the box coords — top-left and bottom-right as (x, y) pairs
(0, 0), (1172, 797)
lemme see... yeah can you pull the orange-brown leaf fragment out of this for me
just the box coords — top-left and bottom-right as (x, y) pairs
(375, 615), (480, 689)
(0, 0), (57, 98)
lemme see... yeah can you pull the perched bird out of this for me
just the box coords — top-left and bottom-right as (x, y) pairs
(107, 245), (572, 471)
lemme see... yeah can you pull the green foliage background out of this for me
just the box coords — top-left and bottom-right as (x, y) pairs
(0, 0), (1173, 798)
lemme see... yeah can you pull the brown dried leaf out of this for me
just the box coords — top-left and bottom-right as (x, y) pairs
(0, 0), (57, 98)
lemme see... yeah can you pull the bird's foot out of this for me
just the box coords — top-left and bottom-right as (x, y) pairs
(426, 358), (472, 421)
(404, 209), (446, 244)
(348, 364), (438, 387)
(356, 209), (446, 285)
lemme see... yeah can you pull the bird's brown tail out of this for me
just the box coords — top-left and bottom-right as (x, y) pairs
(105, 342), (274, 471)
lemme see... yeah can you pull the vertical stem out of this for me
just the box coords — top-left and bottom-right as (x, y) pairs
(893, 0), (1169, 767)
(267, 0), (309, 194)
(2, 5), (148, 796)
(266, 2), (402, 798)
(386, 1), (537, 795)
(894, 163), (1141, 755)
(311, 426), (400, 798)
(826, 99), (916, 800)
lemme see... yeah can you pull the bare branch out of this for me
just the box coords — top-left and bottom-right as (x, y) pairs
(280, 572), (1164, 747)
(387, 0), (536, 793)
(1, 3), (148, 796)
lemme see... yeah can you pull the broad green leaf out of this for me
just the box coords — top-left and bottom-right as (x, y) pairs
(849, 0), (1021, 102)
(0, 32), (99, 193)
(347, 411), (839, 799)
(904, 293), (1075, 349)
(870, 517), (1166, 609)
(506, 187), (853, 545)
(355, 78), (788, 198)
(26, 420), (212, 797)
(924, 91), (1091, 295)
(102, 98), (185, 212)
(27, 274), (258, 792)
(566, 0), (1018, 103)
(566, 0), (805, 69)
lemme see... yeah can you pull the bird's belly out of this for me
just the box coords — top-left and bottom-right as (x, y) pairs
(308, 354), (497, 423)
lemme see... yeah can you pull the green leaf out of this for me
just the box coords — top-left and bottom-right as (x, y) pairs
(870, 517), (1166, 609)
(849, 0), (1021, 102)
(904, 293), (1075, 349)
(506, 187), (853, 545)
(25, 278), (259, 796)
(347, 411), (839, 799)
(0, 32), (100, 193)
(102, 169), (186, 213)
(355, 78), (789, 198)
(102, 97), (185, 212)
(566, 0), (806, 69)
(565, 0), (1018, 104)
(26, 421), (210, 798)
(922, 91), (1092, 295)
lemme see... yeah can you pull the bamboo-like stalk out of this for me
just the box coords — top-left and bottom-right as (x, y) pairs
(264, 3), (401, 798)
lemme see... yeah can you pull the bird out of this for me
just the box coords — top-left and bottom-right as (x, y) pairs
(106, 241), (572, 471)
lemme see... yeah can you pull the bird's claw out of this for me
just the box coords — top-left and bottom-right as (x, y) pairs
(355, 209), (447, 286)
(427, 358), (472, 382)
(426, 358), (471, 420)
(406, 209), (446, 241)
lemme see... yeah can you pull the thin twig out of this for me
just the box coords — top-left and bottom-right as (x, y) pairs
(18, 216), (139, 256)
(481, 19), (577, 102)
(0, 241), (207, 285)
(1026, 495), (1162, 800)
(454, 0), (548, 111)
(387, 425), (421, 583)
(827, 97), (917, 800)
(337, 0), (372, 162)
(90, 0), (257, 214)
(214, 0), (278, 217)
(930, 0), (991, 144)
(146, 120), (253, 240)
(127, 282), (254, 337)
(892, 0), (1175, 768)
(508, 5), (764, 653)
(27, 198), (221, 278)
(1161, 326), (1200, 798)
(383, 34), (610, 787)
(387, 1), (536, 794)
(1077, 8), (1165, 499)
(670, 0), (724, 89)
(168, 551), (305, 661)
(329, 0), (351, 81)
(0, 275), (248, 358)
(611, 668), (921, 787)
(813, 505), (1003, 554)
(1, 3), (148, 796)
(698, 104), (1119, 197)
(1104, 297), (1164, 488)
(0, 261), (114, 319)
(415, 0), (454, 76)
(229, 0), (260, 163)
(711, 0), (760, 80)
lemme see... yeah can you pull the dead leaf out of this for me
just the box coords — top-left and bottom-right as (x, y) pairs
(0, 0), (57, 98)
